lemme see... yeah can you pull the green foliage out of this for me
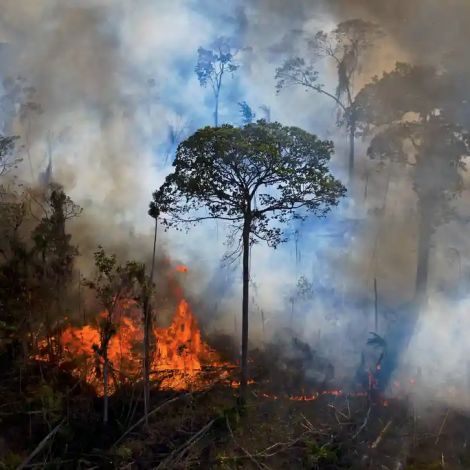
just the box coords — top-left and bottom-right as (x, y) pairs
(0, 451), (24, 470)
(83, 247), (146, 365)
(82, 246), (146, 312)
(0, 184), (82, 360)
(306, 441), (339, 467)
(0, 135), (21, 176)
(115, 445), (132, 459)
(31, 186), (82, 273)
(150, 119), (345, 249)
(26, 383), (64, 422)
(353, 62), (469, 232)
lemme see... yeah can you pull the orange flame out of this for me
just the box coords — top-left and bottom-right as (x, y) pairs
(36, 265), (228, 395)
(34, 264), (393, 406)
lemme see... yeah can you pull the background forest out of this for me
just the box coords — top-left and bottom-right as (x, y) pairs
(1, 0), (470, 469)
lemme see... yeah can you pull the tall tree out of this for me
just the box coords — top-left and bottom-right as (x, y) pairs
(195, 36), (240, 126)
(353, 62), (469, 306)
(142, 215), (158, 428)
(149, 120), (345, 405)
(275, 19), (384, 186)
(0, 186), (35, 361)
(0, 184), (81, 363)
(30, 185), (82, 361)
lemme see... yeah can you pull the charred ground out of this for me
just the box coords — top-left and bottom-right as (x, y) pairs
(2, 344), (470, 470)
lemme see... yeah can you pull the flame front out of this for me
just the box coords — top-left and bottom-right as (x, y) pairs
(35, 264), (393, 406)
(37, 265), (227, 395)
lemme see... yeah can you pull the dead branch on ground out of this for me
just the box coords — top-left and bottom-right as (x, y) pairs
(16, 419), (65, 470)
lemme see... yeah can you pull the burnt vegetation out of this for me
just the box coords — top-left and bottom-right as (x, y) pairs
(1, 12), (470, 470)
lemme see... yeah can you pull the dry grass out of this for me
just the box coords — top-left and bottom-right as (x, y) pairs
(2, 360), (470, 470)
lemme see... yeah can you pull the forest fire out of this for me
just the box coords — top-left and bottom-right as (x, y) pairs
(34, 264), (394, 404)
(35, 265), (233, 395)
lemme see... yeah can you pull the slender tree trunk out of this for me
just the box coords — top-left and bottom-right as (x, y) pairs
(348, 120), (355, 188)
(214, 93), (219, 127)
(143, 217), (158, 427)
(415, 208), (433, 306)
(374, 278), (378, 333)
(143, 295), (150, 426)
(103, 357), (109, 424)
(239, 217), (251, 407)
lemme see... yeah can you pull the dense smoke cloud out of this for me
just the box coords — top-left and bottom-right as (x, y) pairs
(2, 0), (470, 404)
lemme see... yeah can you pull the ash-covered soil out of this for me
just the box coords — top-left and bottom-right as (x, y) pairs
(2, 358), (470, 470)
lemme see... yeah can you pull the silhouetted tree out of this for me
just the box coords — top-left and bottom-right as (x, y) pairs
(195, 37), (240, 126)
(0, 134), (20, 176)
(149, 119), (345, 405)
(259, 104), (271, 123)
(353, 62), (469, 305)
(30, 185), (82, 361)
(0, 184), (81, 363)
(164, 114), (190, 164)
(238, 101), (256, 125)
(275, 19), (384, 186)
(0, 186), (35, 360)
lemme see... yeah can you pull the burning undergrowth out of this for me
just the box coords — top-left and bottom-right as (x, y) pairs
(29, 259), (414, 406)
(34, 264), (238, 395)
(5, 262), (470, 469)
(5, 359), (470, 470)
(6, 234), (470, 469)
(31, 259), (388, 405)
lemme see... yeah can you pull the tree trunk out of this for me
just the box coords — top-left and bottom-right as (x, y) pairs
(239, 218), (251, 407)
(143, 217), (158, 427)
(214, 94), (219, 127)
(103, 357), (109, 424)
(143, 295), (150, 425)
(348, 120), (355, 188)
(415, 207), (433, 306)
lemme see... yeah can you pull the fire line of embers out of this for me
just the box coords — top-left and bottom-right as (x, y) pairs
(35, 263), (405, 404)
(8, 258), (466, 470)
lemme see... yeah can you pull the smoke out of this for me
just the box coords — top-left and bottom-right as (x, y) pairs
(236, 0), (470, 406)
(2, 0), (470, 406)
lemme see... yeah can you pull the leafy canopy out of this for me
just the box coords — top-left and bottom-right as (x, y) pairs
(275, 19), (384, 111)
(150, 120), (346, 248)
(0, 135), (20, 176)
(195, 36), (239, 93)
(353, 62), (470, 227)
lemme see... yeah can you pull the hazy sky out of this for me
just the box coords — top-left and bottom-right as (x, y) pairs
(1, 0), (470, 402)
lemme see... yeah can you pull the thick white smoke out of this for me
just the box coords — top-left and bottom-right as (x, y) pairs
(3, 0), (470, 407)
(0, 0), (352, 331)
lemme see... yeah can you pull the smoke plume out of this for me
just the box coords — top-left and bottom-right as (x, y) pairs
(1, 0), (470, 405)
